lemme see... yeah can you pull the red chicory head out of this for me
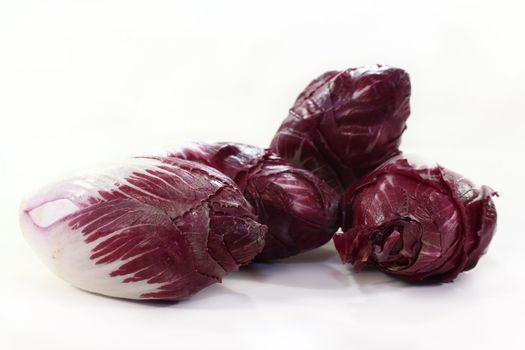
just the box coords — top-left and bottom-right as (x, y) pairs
(170, 142), (340, 261)
(270, 65), (411, 191)
(334, 156), (498, 282)
(20, 157), (266, 300)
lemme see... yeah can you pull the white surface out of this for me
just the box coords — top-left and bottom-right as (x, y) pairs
(1, 1), (524, 349)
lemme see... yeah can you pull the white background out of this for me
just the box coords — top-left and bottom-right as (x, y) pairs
(1, 1), (524, 349)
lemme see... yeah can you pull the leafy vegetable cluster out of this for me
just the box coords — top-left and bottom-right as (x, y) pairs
(20, 65), (497, 301)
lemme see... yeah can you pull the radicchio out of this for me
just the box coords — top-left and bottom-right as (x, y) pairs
(334, 156), (497, 282)
(170, 142), (339, 261)
(270, 65), (411, 191)
(19, 157), (266, 300)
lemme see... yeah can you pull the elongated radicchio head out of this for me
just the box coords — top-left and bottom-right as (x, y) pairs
(170, 142), (340, 261)
(334, 156), (497, 282)
(19, 157), (266, 300)
(270, 65), (411, 191)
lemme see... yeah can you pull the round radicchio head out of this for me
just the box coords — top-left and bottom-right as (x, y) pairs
(19, 157), (266, 300)
(334, 156), (498, 282)
(270, 65), (411, 192)
(170, 142), (340, 261)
